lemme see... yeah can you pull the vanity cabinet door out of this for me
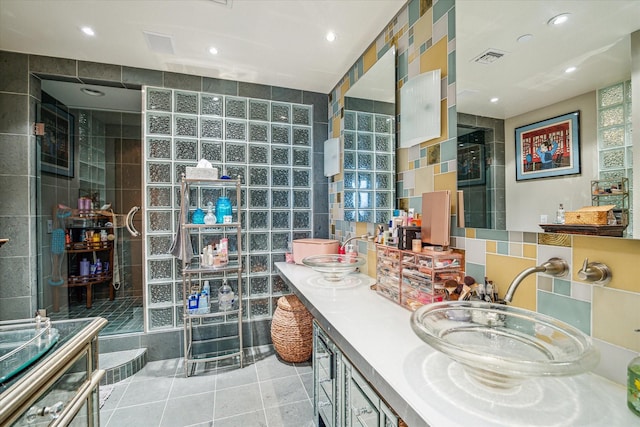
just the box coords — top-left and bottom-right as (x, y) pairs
(346, 362), (381, 427)
(314, 322), (339, 427)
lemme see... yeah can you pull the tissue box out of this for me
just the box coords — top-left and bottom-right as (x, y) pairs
(565, 205), (616, 225)
(186, 167), (218, 180)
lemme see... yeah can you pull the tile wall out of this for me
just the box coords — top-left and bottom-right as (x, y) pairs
(0, 50), (328, 360)
(327, 0), (457, 275)
(326, 0), (638, 387)
(454, 227), (640, 385)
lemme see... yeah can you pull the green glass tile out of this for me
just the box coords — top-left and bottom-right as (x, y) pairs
(537, 291), (591, 335)
(448, 51), (456, 84)
(440, 138), (456, 162)
(419, 42), (426, 54)
(408, 0), (420, 27)
(465, 263), (485, 285)
(420, 147), (427, 158)
(553, 279), (571, 296)
(448, 5), (456, 41)
(349, 68), (356, 89)
(378, 44), (391, 59)
(413, 159), (420, 169)
(408, 195), (422, 212)
(398, 51), (408, 81)
(434, 0), (455, 22)
(496, 241), (509, 255)
(441, 162), (449, 173)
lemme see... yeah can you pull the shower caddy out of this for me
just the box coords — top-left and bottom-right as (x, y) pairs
(179, 175), (243, 376)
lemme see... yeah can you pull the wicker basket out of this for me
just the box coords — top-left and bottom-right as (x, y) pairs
(271, 295), (313, 362)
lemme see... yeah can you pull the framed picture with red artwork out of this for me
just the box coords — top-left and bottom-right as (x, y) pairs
(515, 111), (580, 181)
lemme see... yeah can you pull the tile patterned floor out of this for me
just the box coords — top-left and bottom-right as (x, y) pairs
(49, 295), (143, 335)
(99, 346), (315, 427)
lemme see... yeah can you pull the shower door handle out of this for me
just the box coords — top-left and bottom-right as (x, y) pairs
(126, 206), (141, 237)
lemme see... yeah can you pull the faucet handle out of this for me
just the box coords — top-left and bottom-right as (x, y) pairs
(581, 257), (589, 272)
(577, 257), (611, 285)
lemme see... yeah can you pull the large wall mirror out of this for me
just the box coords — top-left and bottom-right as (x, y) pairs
(456, 0), (639, 239)
(343, 47), (396, 224)
(37, 80), (144, 336)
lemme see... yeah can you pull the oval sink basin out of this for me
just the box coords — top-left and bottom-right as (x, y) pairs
(410, 301), (599, 389)
(302, 254), (366, 282)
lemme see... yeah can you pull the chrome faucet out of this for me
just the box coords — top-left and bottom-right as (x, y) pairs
(577, 258), (611, 285)
(504, 257), (569, 303)
(340, 233), (370, 251)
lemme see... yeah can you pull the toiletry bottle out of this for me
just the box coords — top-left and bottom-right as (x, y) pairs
(204, 202), (216, 225)
(218, 279), (235, 311)
(192, 208), (205, 224)
(199, 282), (209, 314)
(80, 258), (90, 276)
(215, 197), (232, 224)
(96, 259), (102, 274)
(628, 331), (640, 417)
(556, 203), (565, 224)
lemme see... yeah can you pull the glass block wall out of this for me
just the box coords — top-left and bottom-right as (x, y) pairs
(77, 111), (106, 204)
(143, 86), (314, 330)
(597, 80), (633, 236)
(343, 109), (395, 224)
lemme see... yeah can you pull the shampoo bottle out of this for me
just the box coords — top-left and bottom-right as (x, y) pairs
(80, 258), (90, 276)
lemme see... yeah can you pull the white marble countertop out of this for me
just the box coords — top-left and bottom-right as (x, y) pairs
(275, 262), (638, 427)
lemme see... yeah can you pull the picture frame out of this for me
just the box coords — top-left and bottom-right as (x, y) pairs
(40, 103), (75, 178)
(515, 111), (580, 181)
(457, 142), (485, 186)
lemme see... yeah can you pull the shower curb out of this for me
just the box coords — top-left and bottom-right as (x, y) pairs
(99, 348), (147, 385)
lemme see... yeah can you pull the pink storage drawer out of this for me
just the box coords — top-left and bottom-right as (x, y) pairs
(292, 238), (339, 264)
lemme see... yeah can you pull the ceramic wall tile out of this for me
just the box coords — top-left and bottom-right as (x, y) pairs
(592, 286), (640, 352)
(573, 236), (640, 292)
(537, 290), (591, 335)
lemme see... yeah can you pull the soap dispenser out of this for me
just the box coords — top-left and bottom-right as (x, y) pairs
(628, 330), (640, 417)
(218, 279), (235, 311)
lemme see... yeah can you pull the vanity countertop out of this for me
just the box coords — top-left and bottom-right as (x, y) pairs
(275, 262), (638, 427)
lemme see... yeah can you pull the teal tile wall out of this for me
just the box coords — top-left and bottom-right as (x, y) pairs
(537, 290), (592, 335)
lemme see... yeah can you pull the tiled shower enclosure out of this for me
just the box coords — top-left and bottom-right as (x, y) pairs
(143, 86), (314, 330)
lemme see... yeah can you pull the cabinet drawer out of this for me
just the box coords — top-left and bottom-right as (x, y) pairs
(349, 374), (380, 427)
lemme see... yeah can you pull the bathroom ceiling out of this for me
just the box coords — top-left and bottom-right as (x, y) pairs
(457, 0), (640, 119)
(0, 0), (406, 94)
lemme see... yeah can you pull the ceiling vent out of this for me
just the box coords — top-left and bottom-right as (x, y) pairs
(472, 49), (507, 65)
(143, 31), (175, 55)
(207, 0), (233, 7)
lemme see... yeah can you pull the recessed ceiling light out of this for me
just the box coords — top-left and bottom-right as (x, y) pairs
(517, 34), (534, 43)
(490, 97), (499, 103)
(548, 13), (570, 26)
(81, 88), (105, 97)
(209, 47), (218, 55)
(326, 31), (336, 42)
(81, 26), (95, 36)
(565, 66), (577, 73)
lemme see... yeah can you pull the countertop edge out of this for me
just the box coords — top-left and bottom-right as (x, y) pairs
(275, 262), (429, 427)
